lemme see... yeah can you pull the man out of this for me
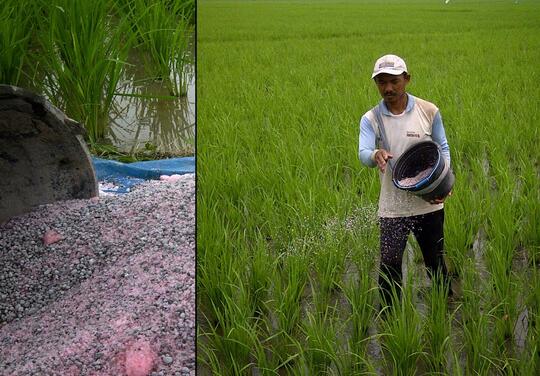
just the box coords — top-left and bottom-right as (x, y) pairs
(358, 54), (452, 307)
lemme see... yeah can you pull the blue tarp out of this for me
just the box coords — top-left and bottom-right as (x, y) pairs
(92, 156), (195, 193)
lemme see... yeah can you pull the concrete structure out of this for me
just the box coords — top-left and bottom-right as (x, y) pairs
(0, 85), (98, 223)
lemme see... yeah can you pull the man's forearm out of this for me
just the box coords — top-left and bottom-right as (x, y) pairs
(432, 111), (451, 163)
(359, 116), (377, 167)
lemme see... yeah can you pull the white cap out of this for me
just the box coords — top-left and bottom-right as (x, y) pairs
(371, 54), (408, 79)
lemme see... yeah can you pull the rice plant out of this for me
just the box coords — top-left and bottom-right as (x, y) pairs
(312, 238), (346, 313)
(301, 306), (343, 374)
(342, 273), (377, 374)
(200, 271), (259, 375)
(460, 259), (493, 374)
(35, 0), (132, 144)
(343, 273), (376, 347)
(0, 0), (35, 85)
(271, 251), (308, 337)
(246, 240), (273, 317)
(444, 161), (486, 276)
(114, 0), (193, 97)
(424, 273), (452, 373)
(379, 274), (425, 375)
(342, 235), (378, 365)
(485, 243), (519, 355)
(521, 267), (540, 375)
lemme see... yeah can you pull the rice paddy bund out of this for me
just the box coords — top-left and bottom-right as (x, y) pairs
(197, 0), (540, 374)
(0, 0), (194, 157)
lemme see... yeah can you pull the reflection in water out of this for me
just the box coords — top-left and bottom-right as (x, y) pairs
(107, 51), (195, 155)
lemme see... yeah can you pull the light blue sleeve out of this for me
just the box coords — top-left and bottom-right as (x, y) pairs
(359, 115), (377, 168)
(432, 111), (451, 163)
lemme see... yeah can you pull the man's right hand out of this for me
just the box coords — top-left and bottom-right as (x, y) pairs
(373, 149), (393, 173)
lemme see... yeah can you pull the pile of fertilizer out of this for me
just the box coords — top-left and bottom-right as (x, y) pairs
(0, 174), (195, 376)
(398, 168), (431, 187)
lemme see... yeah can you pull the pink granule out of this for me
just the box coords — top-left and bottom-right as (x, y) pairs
(124, 339), (157, 376)
(398, 168), (432, 187)
(159, 174), (184, 182)
(42, 229), (63, 245)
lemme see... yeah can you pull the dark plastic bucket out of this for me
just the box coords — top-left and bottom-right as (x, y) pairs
(392, 141), (455, 202)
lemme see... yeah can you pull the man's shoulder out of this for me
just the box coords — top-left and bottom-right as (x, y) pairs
(411, 95), (439, 117)
(361, 102), (380, 121)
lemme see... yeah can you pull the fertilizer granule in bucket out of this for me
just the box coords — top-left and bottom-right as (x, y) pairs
(398, 167), (431, 187)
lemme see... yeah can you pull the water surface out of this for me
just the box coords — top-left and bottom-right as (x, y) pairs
(107, 50), (195, 156)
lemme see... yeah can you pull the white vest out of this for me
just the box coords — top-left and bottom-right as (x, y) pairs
(366, 95), (444, 218)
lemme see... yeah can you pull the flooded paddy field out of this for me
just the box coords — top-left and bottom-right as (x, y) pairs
(197, 0), (540, 374)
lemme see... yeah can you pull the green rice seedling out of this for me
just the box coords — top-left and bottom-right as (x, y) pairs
(198, 328), (223, 376)
(301, 306), (343, 375)
(461, 301), (494, 375)
(343, 234), (379, 372)
(424, 273), (452, 373)
(36, 0), (132, 144)
(486, 162), (521, 254)
(0, 0), (34, 85)
(309, 273), (332, 320)
(201, 272), (261, 375)
(515, 348), (538, 376)
(529, 267), (540, 329)
(520, 267), (540, 374)
(199, 324), (252, 375)
(343, 272), (376, 346)
(198, 267), (237, 328)
(447, 347), (465, 376)
(484, 243), (519, 354)
(343, 243), (376, 329)
(256, 339), (297, 375)
(516, 157), (540, 265)
(197, 221), (240, 325)
(262, 328), (305, 374)
(379, 274), (425, 376)
(245, 239), (273, 317)
(460, 259), (493, 374)
(444, 164), (487, 276)
(342, 275), (377, 374)
(312, 236), (346, 313)
(272, 251), (309, 337)
(115, 0), (193, 97)
(174, 0), (195, 24)
(247, 318), (291, 375)
(524, 324), (540, 375)
(280, 339), (311, 376)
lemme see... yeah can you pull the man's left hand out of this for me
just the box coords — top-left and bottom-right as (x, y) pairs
(429, 190), (452, 205)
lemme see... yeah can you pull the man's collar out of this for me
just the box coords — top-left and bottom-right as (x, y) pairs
(379, 93), (415, 115)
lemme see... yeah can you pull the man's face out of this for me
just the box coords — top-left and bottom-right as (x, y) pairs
(373, 73), (410, 104)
